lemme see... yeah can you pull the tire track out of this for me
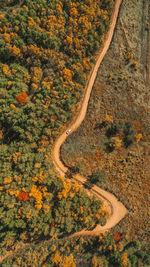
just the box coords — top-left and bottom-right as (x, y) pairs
(0, 0), (127, 263)
(52, 0), (128, 236)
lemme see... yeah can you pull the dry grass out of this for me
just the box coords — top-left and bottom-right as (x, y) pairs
(61, 0), (150, 242)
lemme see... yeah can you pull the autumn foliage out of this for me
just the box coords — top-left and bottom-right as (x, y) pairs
(114, 232), (121, 242)
(51, 221), (55, 227)
(16, 92), (29, 104)
(0, 0), (114, 260)
(17, 191), (29, 202)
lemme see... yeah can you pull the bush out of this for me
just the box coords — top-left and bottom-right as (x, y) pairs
(105, 120), (135, 150)
(124, 134), (134, 148)
(106, 122), (120, 137)
(99, 216), (106, 226)
(105, 140), (115, 152)
(89, 169), (106, 185)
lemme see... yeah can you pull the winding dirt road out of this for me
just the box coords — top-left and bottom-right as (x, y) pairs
(0, 0), (127, 264)
(52, 0), (128, 236)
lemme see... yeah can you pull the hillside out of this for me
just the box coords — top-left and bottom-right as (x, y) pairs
(62, 0), (150, 245)
(0, 0), (150, 266)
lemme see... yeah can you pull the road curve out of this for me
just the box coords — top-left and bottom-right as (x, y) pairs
(0, 1), (127, 264)
(52, 0), (128, 235)
(0, 1), (128, 264)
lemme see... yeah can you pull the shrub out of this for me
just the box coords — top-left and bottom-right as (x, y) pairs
(89, 169), (106, 185)
(124, 134), (134, 148)
(105, 140), (115, 152)
(106, 122), (120, 137)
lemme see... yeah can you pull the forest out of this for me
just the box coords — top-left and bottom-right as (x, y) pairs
(0, 0), (149, 266)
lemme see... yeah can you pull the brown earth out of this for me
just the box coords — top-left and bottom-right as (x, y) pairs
(61, 0), (150, 242)
(52, 0), (128, 236)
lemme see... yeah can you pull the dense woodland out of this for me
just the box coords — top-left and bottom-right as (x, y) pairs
(1, 232), (150, 266)
(0, 0), (149, 265)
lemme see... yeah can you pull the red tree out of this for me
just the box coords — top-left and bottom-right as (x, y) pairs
(51, 221), (55, 227)
(16, 92), (29, 104)
(114, 233), (120, 242)
(17, 191), (29, 202)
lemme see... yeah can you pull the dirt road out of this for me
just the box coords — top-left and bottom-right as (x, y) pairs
(52, 0), (128, 236)
(0, 0), (127, 264)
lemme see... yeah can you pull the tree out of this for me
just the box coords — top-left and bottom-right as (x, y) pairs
(89, 169), (106, 184)
(123, 134), (134, 148)
(106, 122), (120, 137)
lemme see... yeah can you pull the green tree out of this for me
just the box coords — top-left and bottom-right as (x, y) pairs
(89, 169), (106, 185)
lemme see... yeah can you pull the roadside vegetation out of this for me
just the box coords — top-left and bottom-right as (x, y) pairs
(61, 0), (150, 256)
(2, 232), (150, 266)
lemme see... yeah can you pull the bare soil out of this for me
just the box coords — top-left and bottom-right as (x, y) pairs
(61, 0), (150, 241)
